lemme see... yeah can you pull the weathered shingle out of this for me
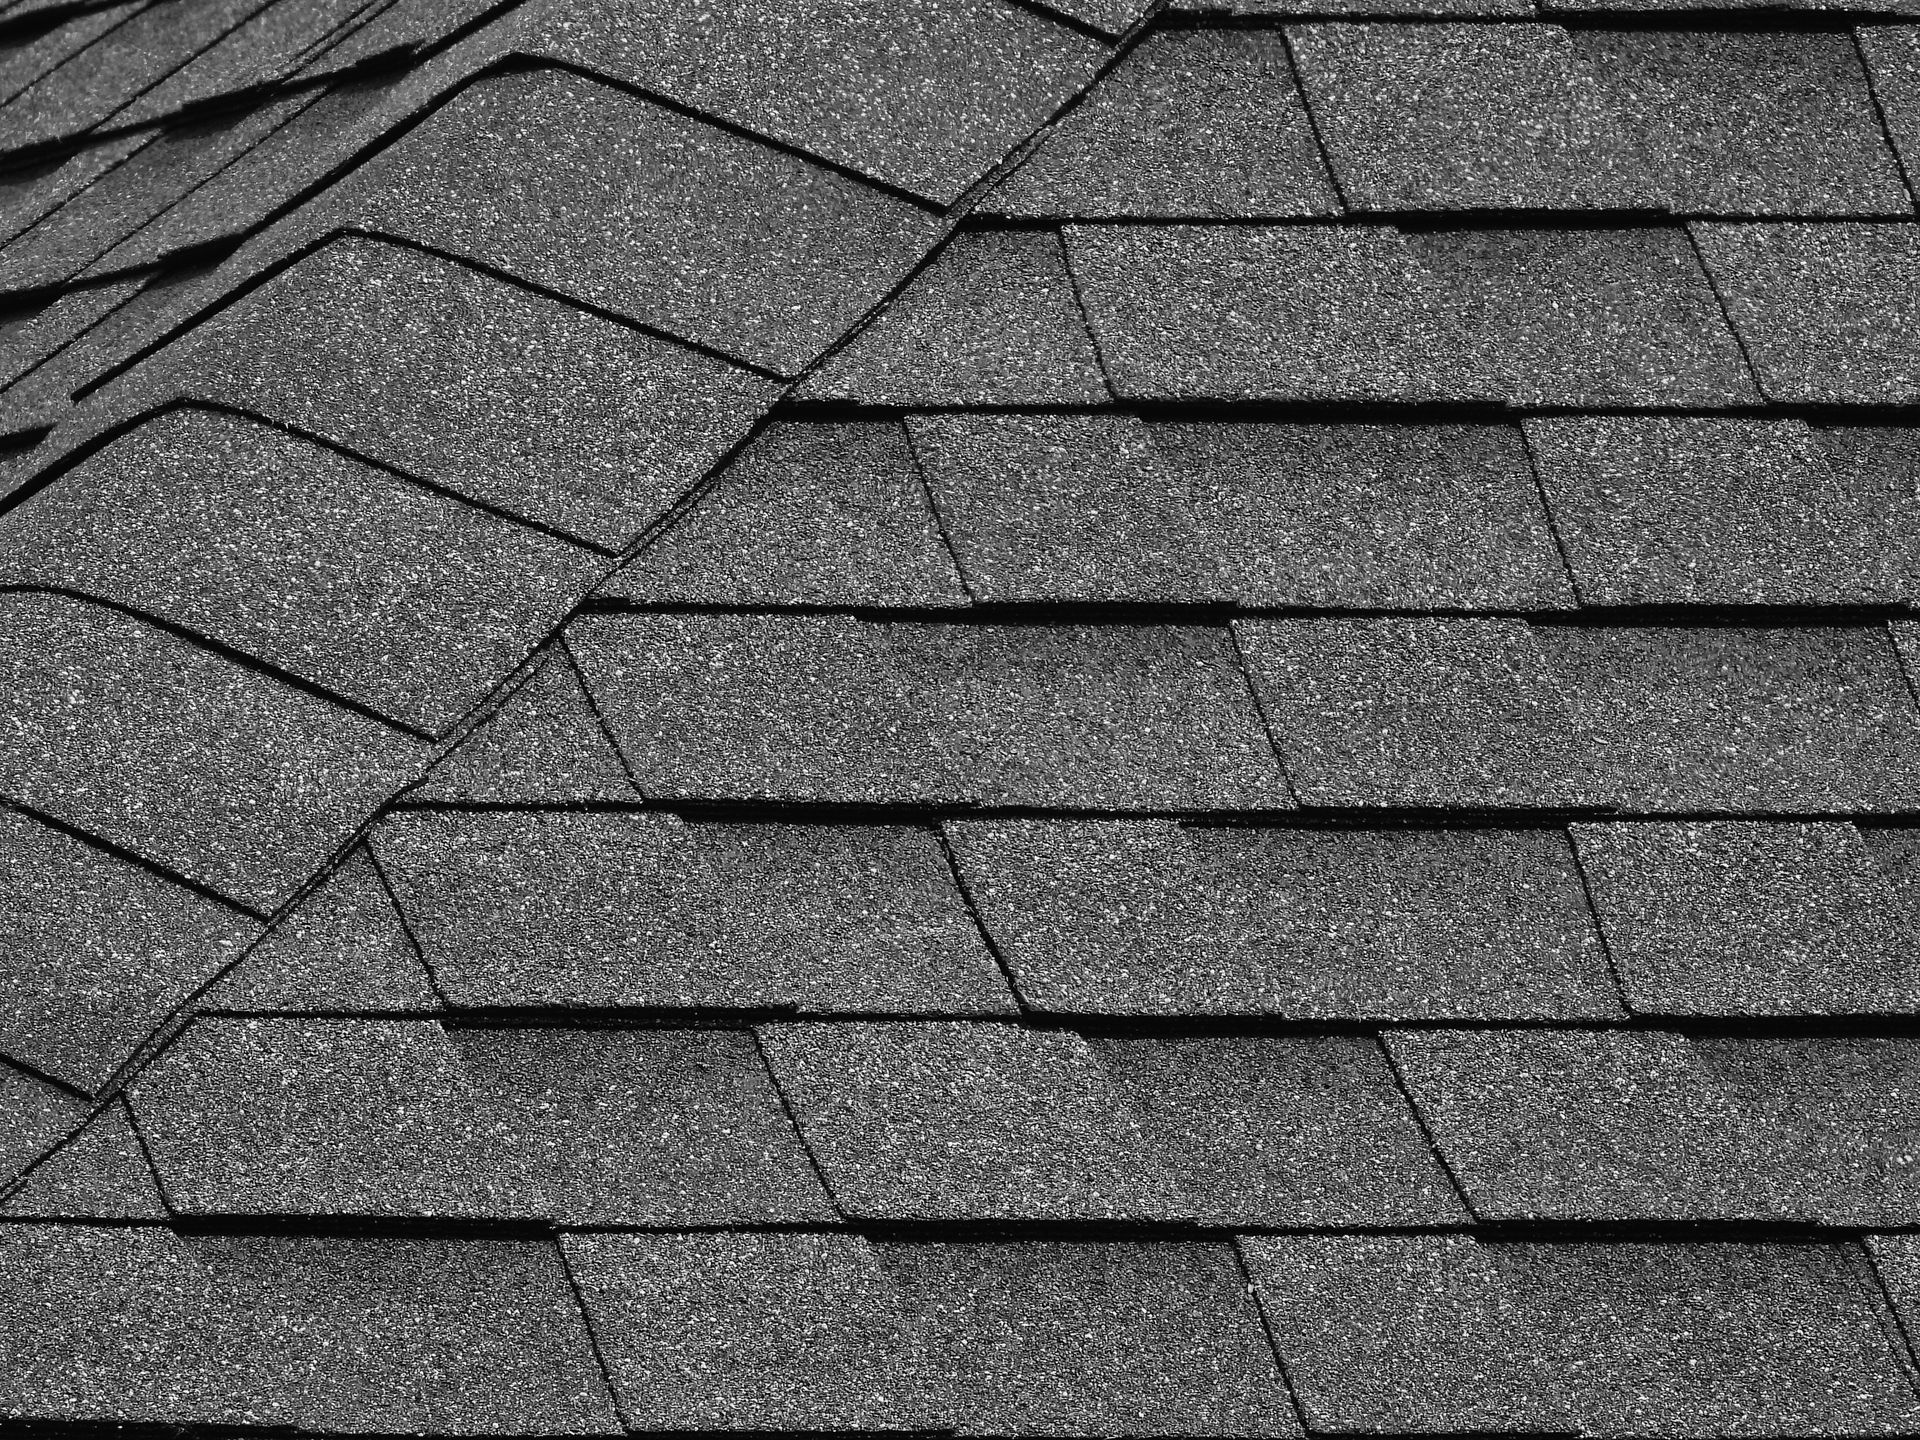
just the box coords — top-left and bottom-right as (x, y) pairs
(1288, 22), (1648, 212)
(984, 29), (1337, 218)
(572, 613), (1293, 808)
(758, 1021), (1185, 1221)
(0, 1101), (164, 1220)
(1573, 821), (1920, 1016)
(946, 819), (1621, 1018)
(1069, 223), (1497, 401)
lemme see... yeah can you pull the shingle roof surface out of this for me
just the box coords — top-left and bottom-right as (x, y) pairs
(6, 1), (1920, 1432)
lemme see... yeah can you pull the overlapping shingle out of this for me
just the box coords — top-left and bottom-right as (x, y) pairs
(0, 1061), (85, 1188)
(0, 1101), (164, 1220)
(115, 0), (377, 126)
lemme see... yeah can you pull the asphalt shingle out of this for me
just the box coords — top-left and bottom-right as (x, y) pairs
(1694, 222), (1920, 404)
(602, 421), (969, 608)
(757, 1021), (1185, 1221)
(564, 1231), (939, 1432)
(163, 237), (781, 550)
(802, 230), (1110, 405)
(345, 66), (942, 375)
(1575, 29), (1908, 216)
(946, 819), (1621, 1018)
(1068, 223), (1497, 401)
(1573, 821), (1920, 1016)
(1860, 26), (1920, 193)
(1408, 225), (1760, 405)
(0, 807), (260, 1091)
(1288, 21), (1648, 212)
(1391, 1028), (1920, 1224)
(1537, 623), (1920, 812)
(983, 29), (1337, 218)
(907, 412), (1225, 603)
(115, 0), (375, 125)
(1526, 415), (1914, 604)
(0, 407), (601, 734)
(1236, 617), (1595, 808)
(529, 0), (1105, 205)
(1093, 1034), (1466, 1225)
(1153, 420), (1573, 609)
(572, 613), (1293, 808)
(1030, 0), (1153, 33)
(374, 810), (1016, 1014)
(0, 1101), (164, 1220)
(0, 1062), (85, 1188)
(1817, 427), (1920, 585)
(878, 1241), (1301, 1437)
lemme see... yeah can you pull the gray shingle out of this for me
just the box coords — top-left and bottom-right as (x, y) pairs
(983, 29), (1338, 219)
(1289, 22), (1649, 211)
(602, 421), (968, 608)
(0, 407), (600, 734)
(1152, 420), (1573, 609)
(572, 613), (1293, 808)
(802, 230), (1110, 404)
(1817, 427), (1920, 591)
(1526, 415), (1914, 604)
(1392, 1028), (1920, 1224)
(0, 277), (142, 394)
(529, 0), (1105, 204)
(0, 5), (143, 108)
(1093, 1034), (1466, 1225)
(203, 849), (439, 1015)
(1029, 0), (1152, 33)
(1860, 26), (1920, 196)
(1172, 0), (1530, 15)
(0, 1062), (85, 1188)
(0, 1101), (163, 1220)
(1537, 623), (1920, 812)
(1573, 821), (1920, 1016)
(374, 810), (1016, 1014)
(907, 412), (1225, 603)
(115, 0), (373, 125)
(564, 1231), (941, 1432)
(0, 808), (259, 1091)
(1576, 29), (1908, 217)
(1068, 222), (1497, 401)
(878, 1241), (1301, 1437)
(1408, 225), (1760, 405)
(449, 1026), (832, 1225)
(758, 1020), (1186, 1221)
(946, 819), (1620, 1018)
(1870, 1234), (1920, 1348)
(0, 593), (422, 913)
(1694, 222), (1920, 404)
(1237, 617), (1595, 809)
(164, 237), (780, 551)
(130, 1016), (523, 1218)
(347, 67), (942, 376)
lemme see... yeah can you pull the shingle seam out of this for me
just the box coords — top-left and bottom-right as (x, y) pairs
(901, 420), (983, 605)
(1229, 1233), (1313, 1430)
(1516, 422), (1597, 607)
(1851, 1239), (1920, 1391)
(746, 1027), (847, 1221)
(1226, 621), (1306, 808)
(1861, 27), (1920, 211)
(1886, 621), (1920, 712)
(1377, 1037), (1483, 1224)
(361, 843), (455, 1011)
(1561, 831), (1640, 1015)
(1, 796), (265, 922)
(935, 827), (1033, 1017)
(555, 636), (646, 794)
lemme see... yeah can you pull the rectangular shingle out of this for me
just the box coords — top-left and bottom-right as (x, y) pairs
(1572, 821), (1920, 1016)
(571, 613), (1293, 809)
(945, 819), (1622, 1018)
(1391, 1028), (1920, 1224)
(1235, 618), (1597, 809)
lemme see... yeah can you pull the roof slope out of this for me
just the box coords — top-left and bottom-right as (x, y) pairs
(4, 0), (1920, 1435)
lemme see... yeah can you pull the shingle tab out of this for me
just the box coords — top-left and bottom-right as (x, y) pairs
(1817, 428), (1920, 585)
(1409, 225), (1759, 405)
(348, 66), (942, 375)
(0, 1062), (85, 1187)
(572, 613), (1293, 808)
(1069, 223), (1497, 401)
(758, 1020), (1185, 1221)
(166, 237), (781, 549)
(984, 30), (1337, 219)
(878, 1241), (1301, 1437)
(115, 0), (374, 125)
(1094, 1034), (1466, 1225)
(1289, 22), (1648, 212)
(1860, 27), (1920, 194)
(565, 1231), (940, 1432)
(603, 421), (968, 608)
(0, 407), (600, 734)
(1237, 617), (1594, 809)
(1030, 0), (1152, 33)
(1526, 415), (1913, 605)
(1392, 1028), (1920, 1223)
(1575, 29), (1908, 217)
(1537, 623), (1920, 812)
(530, 0), (1105, 205)
(1694, 222), (1920, 404)
(1153, 421), (1573, 609)
(947, 819), (1621, 1018)
(1573, 821), (1920, 1016)
(374, 810), (1015, 1013)
(0, 1101), (164, 1220)
(0, 808), (259, 1091)
(802, 231), (1110, 404)
(907, 412), (1225, 603)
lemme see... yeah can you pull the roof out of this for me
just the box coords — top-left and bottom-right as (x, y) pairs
(2, 0), (1920, 1435)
